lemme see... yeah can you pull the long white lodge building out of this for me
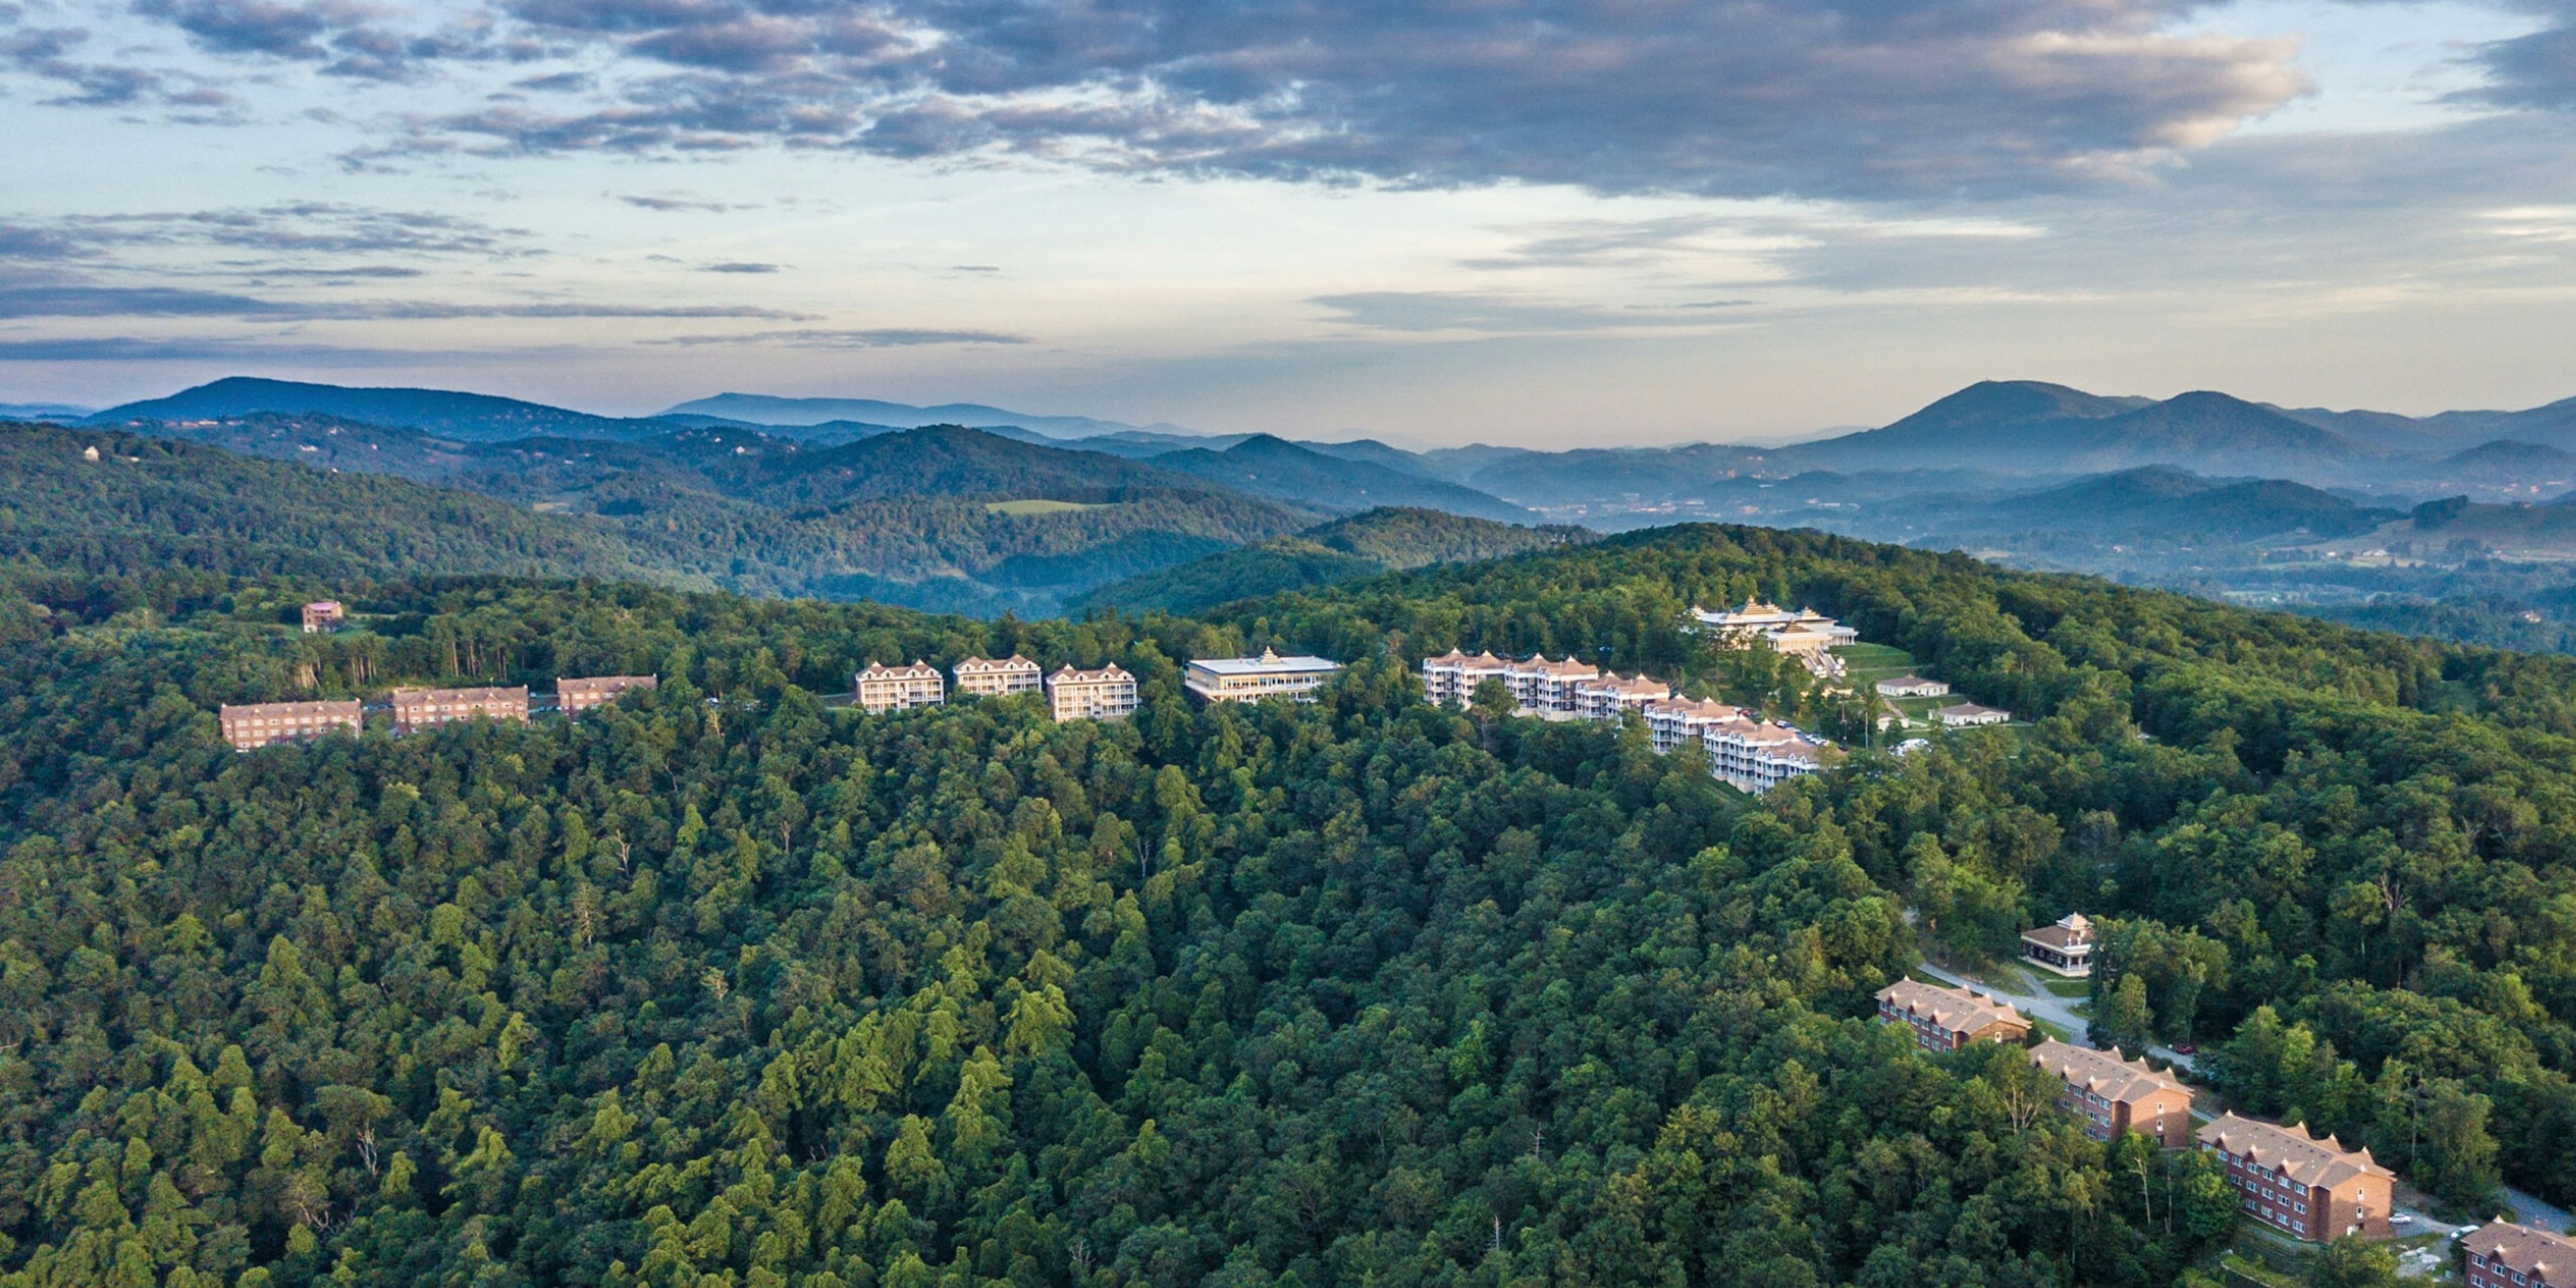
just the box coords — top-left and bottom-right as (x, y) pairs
(1421, 651), (1829, 793)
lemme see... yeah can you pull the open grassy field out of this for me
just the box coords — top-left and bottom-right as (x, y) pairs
(983, 498), (1109, 515)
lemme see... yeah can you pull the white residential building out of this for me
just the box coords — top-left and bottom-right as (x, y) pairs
(857, 661), (945, 713)
(1572, 672), (1671, 721)
(1420, 649), (1513, 707)
(1185, 649), (1342, 702)
(1939, 702), (2011, 727)
(1046, 663), (1138, 722)
(953, 655), (1044, 697)
(1503, 654), (1599, 713)
(1643, 696), (1743, 753)
(1874, 676), (1950, 698)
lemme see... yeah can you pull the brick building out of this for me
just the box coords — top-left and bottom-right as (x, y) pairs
(557, 674), (657, 716)
(301, 600), (346, 633)
(954, 655), (1044, 698)
(1046, 663), (1139, 722)
(219, 700), (362, 751)
(857, 661), (945, 713)
(1875, 979), (2033, 1052)
(2465, 1223), (2576, 1288)
(2195, 1113), (2394, 1242)
(391, 686), (529, 733)
(2029, 1040), (2194, 1146)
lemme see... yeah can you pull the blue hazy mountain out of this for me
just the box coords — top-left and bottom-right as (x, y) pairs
(661, 392), (1198, 441)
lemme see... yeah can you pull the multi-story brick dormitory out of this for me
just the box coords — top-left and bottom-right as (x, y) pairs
(557, 674), (657, 716)
(220, 700), (364, 751)
(954, 655), (1044, 698)
(390, 686), (530, 734)
(2465, 1222), (2576, 1288)
(2029, 1040), (2194, 1146)
(856, 661), (945, 713)
(2195, 1113), (2394, 1241)
(1874, 979), (2033, 1052)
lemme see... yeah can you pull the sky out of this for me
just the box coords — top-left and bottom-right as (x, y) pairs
(2, 0), (2573, 447)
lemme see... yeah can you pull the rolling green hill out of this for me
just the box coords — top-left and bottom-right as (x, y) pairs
(1072, 506), (1589, 614)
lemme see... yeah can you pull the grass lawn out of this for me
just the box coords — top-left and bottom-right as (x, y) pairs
(2036, 975), (2093, 998)
(1833, 643), (1918, 685)
(983, 499), (1108, 515)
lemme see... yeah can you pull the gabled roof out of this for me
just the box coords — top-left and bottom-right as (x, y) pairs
(2465, 1223), (2576, 1288)
(2195, 1114), (2394, 1190)
(859, 661), (943, 680)
(1875, 979), (2029, 1034)
(1940, 702), (2010, 718)
(955, 655), (1039, 673)
(1049, 663), (1134, 683)
(2031, 1040), (2188, 1106)
(2022, 912), (2094, 949)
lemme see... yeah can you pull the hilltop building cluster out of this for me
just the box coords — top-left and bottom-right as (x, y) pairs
(1690, 600), (1859, 678)
(1873, 977), (2398, 1242)
(857, 656), (1140, 722)
(219, 674), (657, 751)
(1420, 651), (1829, 793)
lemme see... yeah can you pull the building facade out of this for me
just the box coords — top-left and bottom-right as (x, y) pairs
(857, 661), (946, 713)
(2196, 1114), (2394, 1242)
(2021, 912), (2097, 976)
(1421, 650), (1511, 706)
(1643, 697), (1743, 753)
(557, 674), (657, 716)
(1874, 979), (2033, 1052)
(1690, 600), (1859, 676)
(301, 600), (346, 633)
(2465, 1223), (2576, 1288)
(1185, 649), (1342, 702)
(1047, 664), (1139, 722)
(391, 686), (529, 734)
(1875, 676), (1950, 698)
(1940, 702), (2012, 727)
(219, 700), (363, 751)
(1502, 654), (1599, 714)
(1572, 672), (1671, 721)
(1701, 715), (1828, 794)
(2030, 1040), (2194, 1146)
(955, 655), (1044, 697)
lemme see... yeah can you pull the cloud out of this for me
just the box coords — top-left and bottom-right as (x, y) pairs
(0, 283), (812, 319)
(653, 327), (1030, 347)
(1310, 291), (1754, 334)
(619, 192), (751, 212)
(0, 335), (480, 363)
(699, 261), (780, 273)
(92, 0), (2321, 199)
(2473, 21), (2576, 110)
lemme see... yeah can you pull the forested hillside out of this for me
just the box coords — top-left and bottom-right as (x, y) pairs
(1073, 508), (1589, 615)
(1218, 525), (2576, 1208)
(2, 422), (1308, 617)
(5, 521), (2575, 1287)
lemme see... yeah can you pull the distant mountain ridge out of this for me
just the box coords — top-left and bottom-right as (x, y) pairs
(88, 376), (665, 442)
(661, 392), (1193, 441)
(1146, 434), (1533, 523)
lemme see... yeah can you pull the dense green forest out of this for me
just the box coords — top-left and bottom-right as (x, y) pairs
(1073, 509), (1590, 615)
(0, 423), (1303, 616)
(5, 521), (2575, 1287)
(1208, 525), (2576, 1210)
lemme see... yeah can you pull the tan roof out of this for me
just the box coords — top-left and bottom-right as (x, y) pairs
(1876, 979), (2029, 1034)
(1049, 663), (1134, 683)
(1647, 697), (1742, 721)
(2031, 1040), (2189, 1106)
(1511, 654), (1599, 678)
(2195, 1114), (2394, 1191)
(558, 674), (655, 695)
(955, 655), (1039, 674)
(1764, 740), (1827, 763)
(2023, 913), (2094, 949)
(392, 686), (526, 705)
(1581, 672), (1671, 698)
(2465, 1224), (2576, 1288)
(859, 661), (941, 680)
(1941, 702), (2009, 718)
